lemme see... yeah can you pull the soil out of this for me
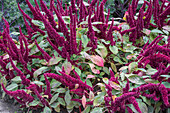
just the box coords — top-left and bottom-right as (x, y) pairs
(0, 99), (22, 113)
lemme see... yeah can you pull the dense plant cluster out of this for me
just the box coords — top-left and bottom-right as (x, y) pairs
(0, 0), (169, 113)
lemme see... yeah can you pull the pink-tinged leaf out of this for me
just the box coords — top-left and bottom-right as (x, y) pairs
(90, 55), (104, 67)
(89, 91), (94, 101)
(96, 83), (105, 87)
(126, 55), (133, 60)
(62, 60), (72, 75)
(128, 62), (138, 73)
(3, 54), (9, 60)
(109, 81), (121, 90)
(48, 57), (63, 65)
(102, 78), (109, 84)
(119, 66), (128, 71)
(87, 75), (95, 79)
(82, 95), (86, 108)
(143, 29), (151, 35)
(162, 25), (170, 32)
(88, 63), (100, 74)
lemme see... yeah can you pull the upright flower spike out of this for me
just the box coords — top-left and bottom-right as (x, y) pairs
(49, 0), (54, 12)
(71, 0), (77, 13)
(34, 0), (40, 10)
(39, 0), (57, 30)
(44, 75), (52, 99)
(56, 0), (65, 14)
(106, 9), (110, 24)
(109, 69), (119, 84)
(46, 37), (62, 56)
(123, 79), (130, 93)
(131, 0), (139, 15)
(0, 59), (8, 74)
(26, 0), (41, 20)
(2, 18), (9, 34)
(36, 8), (64, 47)
(87, 8), (97, 51)
(23, 16), (34, 40)
(19, 27), (29, 63)
(35, 40), (51, 62)
(106, 19), (115, 46)
(79, 0), (84, 23)
(53, 5), (70, 39)
(99, 2), (105, 23)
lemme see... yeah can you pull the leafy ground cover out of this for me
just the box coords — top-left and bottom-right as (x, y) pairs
(0, 0), (170, 113)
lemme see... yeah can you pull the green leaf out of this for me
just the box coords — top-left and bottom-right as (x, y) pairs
(55, 88), (66, 93)
(114, 56), (124, 64)
(109, 81), (121, 90)
(162, 25), (170, 32)
(111, 63), (117, 73)
(83, 106), (91, 113)
(86, 79), (93, 87)
(6, 83), (18, 91)
(155, 102), (162, 113)
(49, 93), (59, 105)
(103, 67), (109, 75)
(92, 22), (103, 24)
(109, 45), (118, 54)
(58, 97), (65, 106)
(102, 78), (109, 84)
(93, 95), (104, 106)
(160, 75), (169, 78)
(128, 62), (138, 73)
(75, 67), (81, 76)
(55, 66), (62, 73)
(92, 26), (101, 33)
(28, 100), (40, 106)
(125, 74), (145, 84)
(33, 81), (44, 86)
(91, 107), (103, 113)
(43, 106), (51, 113)
(138, 101), (148, 113)
(33, 67), (48, 77)
(10, 32), (20, 35)
(162, 82), (170, 88)
(146, 68), (157, 75)
(81, 35), (89, 48)
(48, 57), (63, 65)
(140, 96), (151, 106)
(32, 20), (44, 29)
(79, 21), (88, 25)
(151, 29), (164, 34)
(65, 90), (71, 105)
(11, 76), (22, 82)
(127, 104), (138, 113)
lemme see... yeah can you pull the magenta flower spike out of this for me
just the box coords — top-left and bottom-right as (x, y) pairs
(26, 0), (41, 20)
(39, 0), (57, 29)
(44, 75), (52, 99)
(9, 57), (30, 86)
(1, 83), (34, 106)
(35, 40), (51, 62)
(26, 84), (49, 107)
(23, 16), (34, 39)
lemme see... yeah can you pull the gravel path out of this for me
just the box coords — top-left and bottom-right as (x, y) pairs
(0, 99), (22, 113)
